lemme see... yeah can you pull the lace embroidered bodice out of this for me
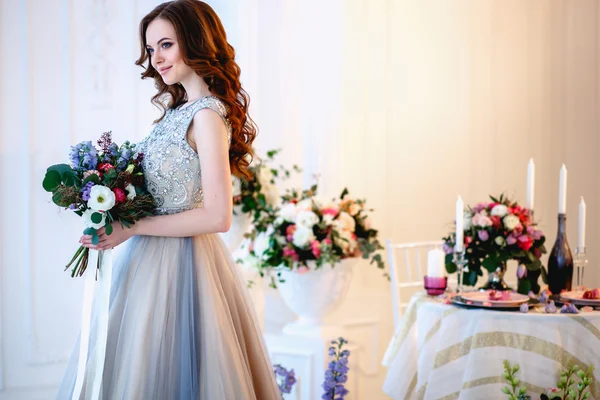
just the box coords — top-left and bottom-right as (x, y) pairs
(137, 96), (232, 215)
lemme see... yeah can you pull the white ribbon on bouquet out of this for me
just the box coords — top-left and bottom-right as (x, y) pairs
(71, 249), (113, 400)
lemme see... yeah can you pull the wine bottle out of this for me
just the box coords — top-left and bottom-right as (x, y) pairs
(547, 214), (573, 294)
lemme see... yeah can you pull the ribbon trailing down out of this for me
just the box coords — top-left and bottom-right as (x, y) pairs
(71, 249), (113, 400)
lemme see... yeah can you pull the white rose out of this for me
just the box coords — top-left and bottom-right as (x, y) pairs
(335, 211), (356, 232)
(296, 210), (319, 229)
(323, 213), (335, 226)
(264, 184), (281, 207)
(495, 236), (505, 246)
(292, 227), (315, 248)
(273, 216), (285, 227)
(87, 185), (116, 212)
(125, 184), (136, 201)
(296, 198), (313, 211)
(491, 204), (508, 218)
(503, 214), (520, 231)
(82, 209), (106, 230)
(280, 203), (297, 222)
(253, 228), (273, 258)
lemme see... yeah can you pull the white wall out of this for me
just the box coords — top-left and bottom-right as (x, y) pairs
(0, 0), (598, 399)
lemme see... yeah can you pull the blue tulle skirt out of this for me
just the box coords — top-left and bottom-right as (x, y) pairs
(56, 234), (280, 399)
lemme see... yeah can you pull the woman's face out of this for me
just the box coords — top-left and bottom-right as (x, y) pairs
(145, 18), (194, 86)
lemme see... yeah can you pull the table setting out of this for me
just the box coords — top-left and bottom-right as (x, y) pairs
(382, 160), (600, 399)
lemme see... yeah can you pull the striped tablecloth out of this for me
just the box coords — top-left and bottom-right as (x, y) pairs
(382, 293), (600, 400)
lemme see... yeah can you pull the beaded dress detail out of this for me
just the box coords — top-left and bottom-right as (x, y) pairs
(56, 96), (281, 400)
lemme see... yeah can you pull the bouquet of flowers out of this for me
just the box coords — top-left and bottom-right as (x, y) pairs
(443, 194), (547, 294)
(232, 149), (299, 224)
(238, 185), (385, 288)
(42, 132), (155, 277)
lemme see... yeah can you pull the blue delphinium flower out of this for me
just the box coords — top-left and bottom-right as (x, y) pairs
(322, 337), (350, 400)
(273, 364), (296, 394)
(69, 141), (98, 171)
(117, 145), (133, 170)
(81, 181), (95, 201)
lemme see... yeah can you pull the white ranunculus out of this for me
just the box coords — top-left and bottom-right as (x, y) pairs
(87, 185), (116, 211)
(491, 204), (508, 218)
(125, 183), (136, 201)
(292, 227), (315, 248)
(503, 214), (520, 231)
(296, 210), (319, 229)
(82, 209), (106, 230)
(280, 203), (297, 222)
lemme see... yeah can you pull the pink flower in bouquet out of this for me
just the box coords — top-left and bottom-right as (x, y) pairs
(113, 187), (126, 203)
(310, 240), (321, 258)
(472, 213), (492, 227)
(506, 235), (517, 245)
(322, 206), (339, 217)
(472, 202), (489, 213)
(322, 237), (332, 246)
(490, 216), (502, 229)
(512, 223), (523, 235)
(465, 236), (473, 246)
(517, 235), (533, 251)
(286, 225), (297, 242)
(83, 170), (101, 180)
(532, 247), (542, 258)
(477, 230), (489, 241)
(283, 247), (299, 261)
(98, 163), (115, 172)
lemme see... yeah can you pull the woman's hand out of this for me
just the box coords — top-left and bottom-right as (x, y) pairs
(80, 223), (134, 251)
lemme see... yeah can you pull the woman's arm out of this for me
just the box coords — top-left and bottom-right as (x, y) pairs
(133, 108), (233, 237)
(83, 108), (233, 250)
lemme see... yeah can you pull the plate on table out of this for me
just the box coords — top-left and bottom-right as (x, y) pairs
(450, 295), (525, 311)
(560, 290), (600, 306)
(460, 290), (530, 307)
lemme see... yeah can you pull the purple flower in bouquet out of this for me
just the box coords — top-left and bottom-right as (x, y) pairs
(322, 337), (350, 400)
(81, 181), (95, 201)
(273, 364), (297, 394)
(477, 230), (489, 241)
(69, 141), (98, 171)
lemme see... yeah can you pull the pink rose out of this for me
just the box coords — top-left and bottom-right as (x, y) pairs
(322, 237), (332, 246)
(311, 240), (321, 258)
(286, 225), (297, 242)
(322, 207), (339, 217)
(283, 247), (299, 261)
(113, 188), (126, 204)
(517, 235), (533, 251)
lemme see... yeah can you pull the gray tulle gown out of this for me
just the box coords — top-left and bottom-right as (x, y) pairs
(56, 96), (281, 400)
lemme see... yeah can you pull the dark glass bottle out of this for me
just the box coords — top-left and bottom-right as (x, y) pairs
(547, 214), (573, 294)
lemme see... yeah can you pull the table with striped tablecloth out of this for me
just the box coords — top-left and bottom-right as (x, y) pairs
(382, 292), (600, 400)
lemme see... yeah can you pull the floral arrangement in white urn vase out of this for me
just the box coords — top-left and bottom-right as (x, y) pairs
(237, 185), (385, 329)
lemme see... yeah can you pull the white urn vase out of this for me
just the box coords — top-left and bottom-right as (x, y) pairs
(219, 205), (251, 252)
(278, 258), (356, 335)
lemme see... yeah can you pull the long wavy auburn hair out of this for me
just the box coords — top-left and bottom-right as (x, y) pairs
(135, 0), (256, 179)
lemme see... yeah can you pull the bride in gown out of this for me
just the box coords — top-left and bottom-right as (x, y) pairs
(56, 0), (281, 398)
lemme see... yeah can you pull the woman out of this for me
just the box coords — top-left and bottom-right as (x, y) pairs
(57, 1), (281, 398)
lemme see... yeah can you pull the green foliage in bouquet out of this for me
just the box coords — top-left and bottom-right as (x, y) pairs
(502, 360), (595, 400)
(443, 194), (547, 293)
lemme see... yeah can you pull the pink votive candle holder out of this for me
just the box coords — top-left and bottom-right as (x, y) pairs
(424, 276), (448, 296)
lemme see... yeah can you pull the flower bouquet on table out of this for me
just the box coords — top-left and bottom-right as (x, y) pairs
(443, 194), (547, 294)
(42, 132), (155, 277)
(237, 185), (385, 288)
